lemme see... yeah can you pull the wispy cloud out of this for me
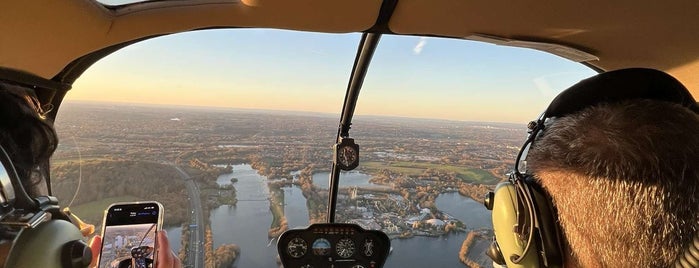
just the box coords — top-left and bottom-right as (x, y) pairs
(532, 71), (592, 97)
(413, 37), (427, 55)
(532, 76), (553, 97)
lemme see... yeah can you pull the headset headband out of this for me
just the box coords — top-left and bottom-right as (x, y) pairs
(515, 68), (699, 177)
(545, 68), (699, 119)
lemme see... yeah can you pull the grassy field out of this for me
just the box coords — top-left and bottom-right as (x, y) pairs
(68, 195), (142, 225)
(362, 161), (498, 184)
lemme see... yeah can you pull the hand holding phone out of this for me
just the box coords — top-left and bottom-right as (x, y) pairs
(97, 202), (164, 268)
(90, 230), (181, 268)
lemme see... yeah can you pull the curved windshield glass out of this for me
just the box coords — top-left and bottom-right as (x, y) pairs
(50, 29), (595, 268)
(351, 35), (595, 267)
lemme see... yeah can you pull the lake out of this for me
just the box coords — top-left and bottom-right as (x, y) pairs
(170, 164), (492, 267)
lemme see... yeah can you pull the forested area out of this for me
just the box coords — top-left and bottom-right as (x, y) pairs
(51, 159), (189, 226)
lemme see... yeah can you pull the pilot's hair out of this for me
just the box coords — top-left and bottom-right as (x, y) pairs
(0, 82), (58, 195)
(528, 99), (699, 267)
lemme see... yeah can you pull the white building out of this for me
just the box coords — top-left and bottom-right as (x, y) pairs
(425, 219), (445, 227)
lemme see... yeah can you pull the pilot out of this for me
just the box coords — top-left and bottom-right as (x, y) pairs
(523, 69), (699, 267)
(0, 83), (181, 267)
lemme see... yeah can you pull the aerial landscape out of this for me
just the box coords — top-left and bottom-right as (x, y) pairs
(49, 101), (525, 268)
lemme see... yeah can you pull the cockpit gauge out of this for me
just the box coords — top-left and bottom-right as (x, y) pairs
(287, 237), (308, 258)
(335, 238), (356, 258)
(334, 138), (359, 171)
(351, 265), (365, 268)
(312, 238), (331, 256)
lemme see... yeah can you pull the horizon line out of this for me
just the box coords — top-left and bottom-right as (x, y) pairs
(61, 99), (524, 125)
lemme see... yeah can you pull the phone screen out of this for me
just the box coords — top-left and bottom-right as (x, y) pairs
(98, 202), (162, 268)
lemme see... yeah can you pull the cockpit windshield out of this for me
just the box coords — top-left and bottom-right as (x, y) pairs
(50, 29), (595, 267)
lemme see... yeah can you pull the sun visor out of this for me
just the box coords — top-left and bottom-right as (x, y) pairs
(465, 34), (598, 63)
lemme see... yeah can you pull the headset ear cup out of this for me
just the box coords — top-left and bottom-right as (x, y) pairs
(5, 220), (84, 268)
(528, 182), (564, 267)
(490, 181), (541, 267)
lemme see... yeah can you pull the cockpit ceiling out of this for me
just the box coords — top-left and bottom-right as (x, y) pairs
(0, 0), (382, 80)
(1, 0), (699, 98)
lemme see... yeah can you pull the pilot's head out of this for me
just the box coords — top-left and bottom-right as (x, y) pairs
(0, 82), (57, 197)
(488, 68), (698, 268)
(527, 79), (699, 266)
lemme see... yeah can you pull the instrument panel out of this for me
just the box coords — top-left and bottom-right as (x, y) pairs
(277, 223), (390, 268)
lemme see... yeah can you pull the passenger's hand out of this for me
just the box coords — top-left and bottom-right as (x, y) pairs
(157, 230), (182, 268)
(87, 230), (181, 268)
(88, 235), (101, 268)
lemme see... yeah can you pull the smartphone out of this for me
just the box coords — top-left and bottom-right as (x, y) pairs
(97, 201), (164, 268)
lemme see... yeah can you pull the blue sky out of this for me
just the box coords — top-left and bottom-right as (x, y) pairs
(70, 29), (597, 123)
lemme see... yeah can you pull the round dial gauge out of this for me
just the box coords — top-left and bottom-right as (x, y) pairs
(351, 265), (365, 268)
(287, 237), (308, 258)
(312, 238), (331, 256)
(335, 238), (356, 258)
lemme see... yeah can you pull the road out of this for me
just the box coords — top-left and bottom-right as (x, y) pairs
(173, 165), (205, 268)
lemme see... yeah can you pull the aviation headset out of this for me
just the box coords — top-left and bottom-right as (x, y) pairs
(0, 84), (92, 268)
(483, 68), (699, 268)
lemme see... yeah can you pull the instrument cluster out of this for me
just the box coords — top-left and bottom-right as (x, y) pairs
(277, 223), (390, 268)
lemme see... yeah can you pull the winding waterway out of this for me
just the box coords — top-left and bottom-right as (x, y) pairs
(170, 164), (492, 267)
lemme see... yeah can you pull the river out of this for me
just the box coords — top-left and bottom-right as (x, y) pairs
(169, 164), (492, 267)
(385, 192), (491, 267)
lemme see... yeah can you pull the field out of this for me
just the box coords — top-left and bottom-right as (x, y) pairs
(362, 161), (498, 184)
(69, 195), (142, 227)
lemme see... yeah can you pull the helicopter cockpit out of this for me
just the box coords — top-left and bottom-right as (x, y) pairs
(1, 1), (699, 268)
